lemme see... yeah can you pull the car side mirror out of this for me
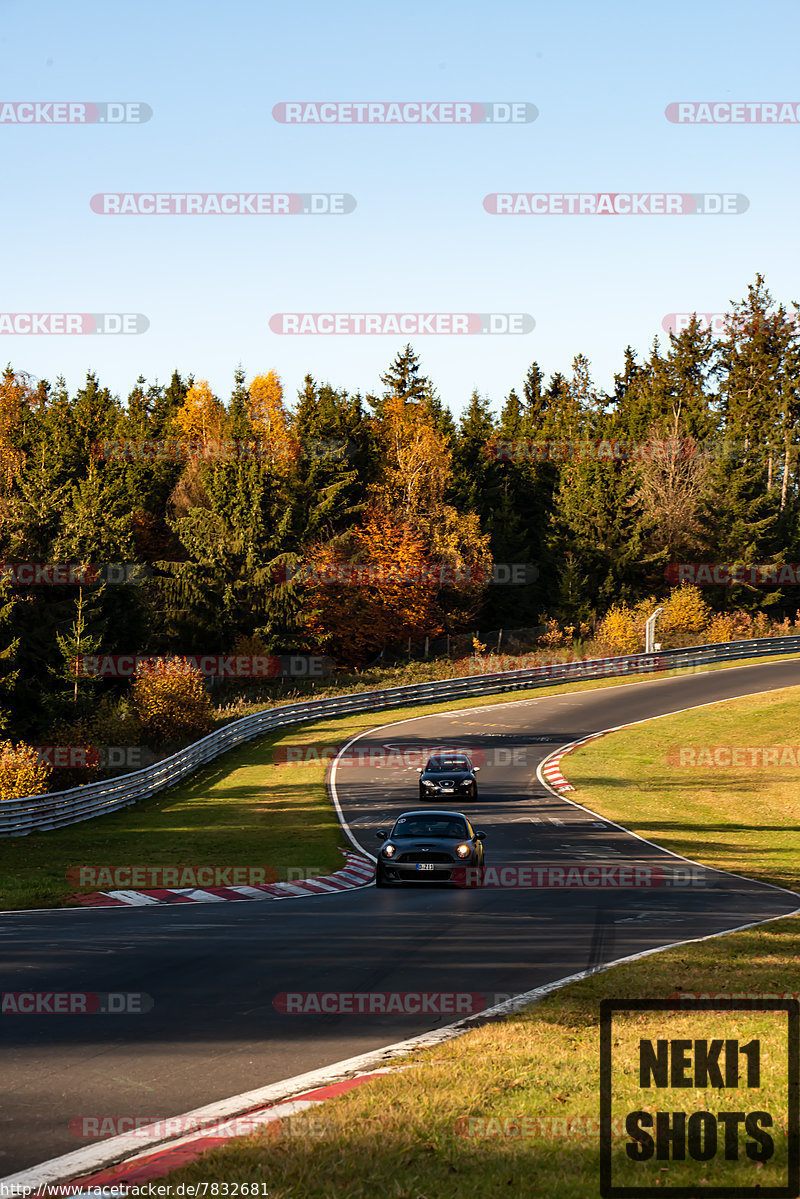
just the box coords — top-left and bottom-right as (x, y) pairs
(473, 831), (486, 841)
(473, 766), (480, 772)
(416, 767), (423, 773)
(375, 830), (387, 841)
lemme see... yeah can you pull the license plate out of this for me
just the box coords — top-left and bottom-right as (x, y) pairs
(415, 863), (436, 871)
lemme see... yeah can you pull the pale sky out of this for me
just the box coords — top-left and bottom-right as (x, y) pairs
(2, 0), (798, 417)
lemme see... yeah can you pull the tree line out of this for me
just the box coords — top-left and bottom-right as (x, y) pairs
(0, 272), (798, 749)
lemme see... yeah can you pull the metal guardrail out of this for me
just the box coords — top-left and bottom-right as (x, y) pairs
(3, 635), (799, 837)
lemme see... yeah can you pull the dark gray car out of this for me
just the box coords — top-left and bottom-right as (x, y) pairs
(417, 753), (479, 801)
(374, 809), (486, 887)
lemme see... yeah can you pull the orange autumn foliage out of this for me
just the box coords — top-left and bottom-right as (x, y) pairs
(299, 511), (445, 665)
(174, 381), (225, 446)
(0, 368), (30, 491)
(247, 371), (299, 467)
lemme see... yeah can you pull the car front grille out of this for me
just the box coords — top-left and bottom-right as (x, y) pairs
(396, 851), (453, 864)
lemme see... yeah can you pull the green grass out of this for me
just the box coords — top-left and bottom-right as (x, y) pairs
(153, 683), (800, 1198)
(0, 732), (345, 910)
(563, 683), (800, 892)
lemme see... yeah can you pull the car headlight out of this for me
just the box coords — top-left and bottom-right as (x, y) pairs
(455, 843), (471, 858)
(382, 843), (396, 858)
(422, 779), (436, 788)
(460, 778), (473, 787)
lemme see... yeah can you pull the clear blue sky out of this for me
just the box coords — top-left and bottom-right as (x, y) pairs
(3, 0), (798, 418)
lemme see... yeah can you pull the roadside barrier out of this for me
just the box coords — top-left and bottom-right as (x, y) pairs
(2, 635), (798, 837)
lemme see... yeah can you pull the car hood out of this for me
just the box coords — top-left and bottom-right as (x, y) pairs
(421, 771), (473, 781)
(389, 836), (470, 848)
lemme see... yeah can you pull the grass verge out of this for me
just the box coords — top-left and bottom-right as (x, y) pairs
(155, 684), (800, 1197)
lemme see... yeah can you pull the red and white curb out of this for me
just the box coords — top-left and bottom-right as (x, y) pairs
(539, 753), (575, 791)
(26, 1071), (396, 1193)
(540, 732), (608, 792)
(72, 851), (374, 908)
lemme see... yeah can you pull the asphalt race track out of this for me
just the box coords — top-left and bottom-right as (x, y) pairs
(2, 660), (799, 1175)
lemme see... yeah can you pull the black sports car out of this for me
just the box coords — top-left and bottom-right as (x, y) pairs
(374, 809), (486, 887)
(417, 753), (479, 801)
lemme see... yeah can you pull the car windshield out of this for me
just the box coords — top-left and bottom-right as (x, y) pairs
(392, 817), (469, 839)
(426, 756), (470, 773)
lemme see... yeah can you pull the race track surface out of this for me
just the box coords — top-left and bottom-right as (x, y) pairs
(2, 661), (798, 1175)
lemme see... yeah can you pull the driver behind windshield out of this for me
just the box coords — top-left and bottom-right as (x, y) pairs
(394, 819), (468, 838)
(427, 758), (469, 773)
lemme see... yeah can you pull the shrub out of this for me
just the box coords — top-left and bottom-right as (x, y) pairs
(704, 614), (739, 643)
(538, 617), (575, 649)
(132, 657), (214, 745)
(660, 585), (712, 636)
(704, 609), (776, 642)
(0, 741), (52, 801)
(594, 604), (641, 655)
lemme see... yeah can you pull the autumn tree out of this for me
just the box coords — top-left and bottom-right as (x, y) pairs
(173, 380), (225, 446)
(369, 349), (492, 607)
(247, 371), (299, 469)
(298, 509), (446, 665)
(0, 368), (32, 503)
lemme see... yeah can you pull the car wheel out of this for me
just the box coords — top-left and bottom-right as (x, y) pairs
(418, 787), (425, 802)
(375, 862), (387, 888)
(470, 783), (478, 800)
